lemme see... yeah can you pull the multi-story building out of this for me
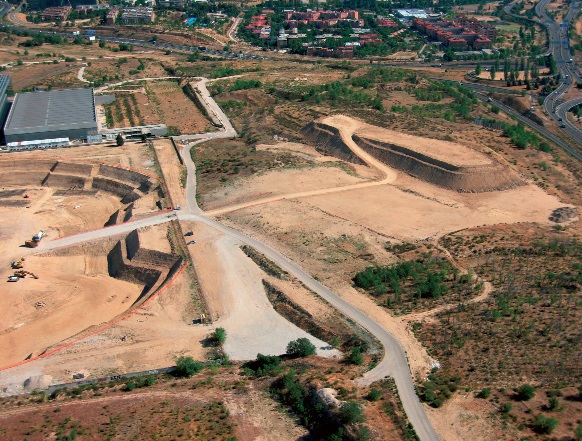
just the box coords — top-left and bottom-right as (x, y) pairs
(413, 17), (493, 49)
(283, 10), (364, 30)
(105, 8), (119, 25)
(307, 45), (354, 59)
(41, 6), (72, 22)
(121, 7), (154, 24)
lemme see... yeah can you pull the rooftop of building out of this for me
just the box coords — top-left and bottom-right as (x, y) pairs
(4, 87), (97, 136)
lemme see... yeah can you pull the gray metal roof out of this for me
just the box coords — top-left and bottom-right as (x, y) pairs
(4, 88), (97, 136)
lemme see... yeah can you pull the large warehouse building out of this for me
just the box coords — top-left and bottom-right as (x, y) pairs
(3, 87), (99, 148)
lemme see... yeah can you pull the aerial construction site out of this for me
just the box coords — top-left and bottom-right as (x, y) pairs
(0, 5), (581, 439)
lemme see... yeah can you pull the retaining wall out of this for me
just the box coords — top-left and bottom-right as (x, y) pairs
(353, 136), (523, 193)
(98, 165), (151, 187)
(123, 203), (134, 222)
(107, 241), (162, 289)
(125, 229), (140, 260)
(104, 210), (119, 227)
(132, 248), (179, 268)
(92, 177), (136, 200)
(0, 159), (57, 172)
(300, 122), (365, 165)
(42, 173), (87, 189)
(0, 171), (49, 186)
(52, 161), (94, 177)
(0, 199), (29, 207)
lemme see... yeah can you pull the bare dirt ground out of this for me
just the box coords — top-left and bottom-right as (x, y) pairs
(187, 221), (340, 359)
(0, 144), (206, 392)
(0, 251), (142, 367)
(152, 138), (186, 208)
(203, 148), (376, 210)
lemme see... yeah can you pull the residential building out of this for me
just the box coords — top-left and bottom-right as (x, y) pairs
(121, 7), (154, 24)
(105, 8), (119, 25)
(41, 6), (72, 22)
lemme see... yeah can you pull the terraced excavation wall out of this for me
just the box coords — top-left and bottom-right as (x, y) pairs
(301, 122), (365, 165)
(0, 171), (48, 186)
(353, 135), (523, 193)
(92, 177), (136, 199)
(107, 230), (182, 307)
(42, 173), (87, 188)
(107, 241), (162, 289)
(98, 164), (152, 188)
(52, 161), (94, 176)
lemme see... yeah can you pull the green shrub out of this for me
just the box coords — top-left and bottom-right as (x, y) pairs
(339, 401), (366, 424)
(515, 384), (535, 401)
(286, 338), (316, 358)
(175, 356), (204, 377)
(366, 388), (381, 402)
(348, 347), (364, 365)
(531, 414), (558, 434)
(213, 327), (227, 345)
(476, 388), (491, 399)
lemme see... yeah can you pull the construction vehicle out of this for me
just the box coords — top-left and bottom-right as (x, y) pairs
(11, 256), (25, 269)
(32, 231), (45, 242)
(25, 230), (46, 247)
(14, 270), (38, 279)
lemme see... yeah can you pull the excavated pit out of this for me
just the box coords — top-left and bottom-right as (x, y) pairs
(0, 159), (164, 225)
(107, 229), (183, 307)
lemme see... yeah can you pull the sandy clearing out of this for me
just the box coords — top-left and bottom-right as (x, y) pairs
(424, 393), (501, 441)
(188, 223), (339, 360)
(205, 166), (371, 210)
(152, 138), (186, 208)
(301, 179), (564, 241)
(0, 254), (143, 367)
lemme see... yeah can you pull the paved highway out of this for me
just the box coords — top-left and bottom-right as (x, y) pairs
(474, 91), (582, 161)
(535, 0), (582, 146)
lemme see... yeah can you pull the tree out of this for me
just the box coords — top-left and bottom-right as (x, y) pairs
(213, 327), (226, 345)
(339, 401), (366, 424)
(286, 338), (316, 358)
(475, 62), (482, 76)
(515, 384), (535, 401)
(532, 414), (558, 434)
(116, 133), (124, 146)
(348, 346), (364, 365)
(476, 388), (491, 399)
(175, 356), (203, 377)
(490, 65), (497, 81)
(547, 396), (559, 411)
(575, 422), (582, 441)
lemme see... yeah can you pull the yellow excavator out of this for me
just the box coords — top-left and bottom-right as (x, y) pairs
(14, 270), (38, 279)
(11, 256), (25, 269)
